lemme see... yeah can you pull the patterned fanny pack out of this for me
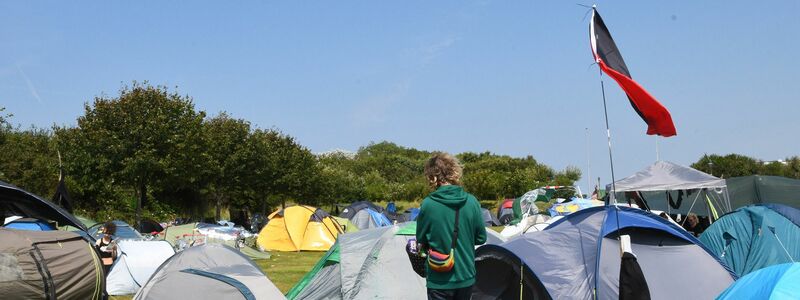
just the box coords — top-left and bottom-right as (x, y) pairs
(427, 208), (459, 273)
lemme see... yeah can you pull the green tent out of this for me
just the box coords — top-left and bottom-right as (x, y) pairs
(286, 223), (424, 299)
(699, 204), (800, 277)
(727, 175), (800, 209)
(60, 215), (97, 232)
(333, 217), (360, 233)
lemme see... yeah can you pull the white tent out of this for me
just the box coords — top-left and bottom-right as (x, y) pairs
(106, 240), (175, 295)
(608, 161), (731, 218)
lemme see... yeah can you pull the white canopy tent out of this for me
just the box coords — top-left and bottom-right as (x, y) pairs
(607, 161), (731, 219)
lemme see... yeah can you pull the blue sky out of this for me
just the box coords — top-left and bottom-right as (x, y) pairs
(2, 1), (799, 191)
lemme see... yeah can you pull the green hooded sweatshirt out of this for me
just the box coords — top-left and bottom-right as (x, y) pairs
(416, 185), (487, 289)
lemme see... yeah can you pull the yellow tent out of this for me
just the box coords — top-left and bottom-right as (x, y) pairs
(257, 205), (343, 251)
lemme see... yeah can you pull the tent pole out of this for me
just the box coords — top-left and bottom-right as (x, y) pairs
(599, 71), (619, 206)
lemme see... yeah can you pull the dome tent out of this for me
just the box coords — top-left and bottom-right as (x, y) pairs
(699, 204), (800, 277)
(339, 201), (393, 230)
(286, 224), (425, 300)
(473, 206), (736, 300)
(716, 262), (800, 300)
(134, 243), (284, 300)
(106, 240), (175, 295)
(257, 205), (343, 251)
(287, 222), (505, 300)
(0, 228), (104, 300)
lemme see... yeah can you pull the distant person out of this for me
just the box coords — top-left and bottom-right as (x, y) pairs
(416, 152), (487, 300)
(95, 221), (118, 275)
(683, 213), (705, 237)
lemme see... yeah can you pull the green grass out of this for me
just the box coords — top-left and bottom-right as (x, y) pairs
(259, 251), (326, 293)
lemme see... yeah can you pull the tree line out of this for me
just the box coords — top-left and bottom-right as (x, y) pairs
(691, 154), (800, 179)
(0, 83), (581, 225)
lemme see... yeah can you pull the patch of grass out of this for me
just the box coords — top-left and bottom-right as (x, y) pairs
(258, 251), (326, 293)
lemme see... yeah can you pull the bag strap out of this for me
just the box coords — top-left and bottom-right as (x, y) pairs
(450, 207), (460, 250)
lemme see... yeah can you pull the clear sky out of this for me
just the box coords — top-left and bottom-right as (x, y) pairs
(2, 1), (799, 191)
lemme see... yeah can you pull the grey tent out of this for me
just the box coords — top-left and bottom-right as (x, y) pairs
(0, 180), (85, 231)
(473, 206), (736, 300)
(480, 208), (501, 226)
(726, 175), (800, 209)
(609, 161), (732, 218)
(287, 223), (426, 300)
(134, 243), (283, 300)
(0, 228), (104, 300)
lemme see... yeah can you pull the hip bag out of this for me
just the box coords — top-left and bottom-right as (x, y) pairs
(427, 208), (459, 272)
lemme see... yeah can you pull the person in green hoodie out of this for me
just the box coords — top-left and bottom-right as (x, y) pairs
(416, 152), (487, 300)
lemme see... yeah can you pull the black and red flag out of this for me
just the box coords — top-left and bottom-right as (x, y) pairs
(590, 8), (677, 137)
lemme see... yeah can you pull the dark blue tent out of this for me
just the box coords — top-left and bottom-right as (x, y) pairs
(699, 204), (800, 277)
(473, 206), (735, 299)
(717, 263), (800, 299)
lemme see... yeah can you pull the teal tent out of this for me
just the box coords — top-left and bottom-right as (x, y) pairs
(700, 204), (800, 277)
(726, 175), (800, 209)
(717, 263), (800, 300)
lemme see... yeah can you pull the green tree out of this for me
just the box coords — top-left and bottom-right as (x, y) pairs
(202, 112), (253, 220)
(0, 127), (59, 197)
(62, 83), (206, 224)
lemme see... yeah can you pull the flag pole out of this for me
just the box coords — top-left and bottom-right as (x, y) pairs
(598, 69), (618, 205)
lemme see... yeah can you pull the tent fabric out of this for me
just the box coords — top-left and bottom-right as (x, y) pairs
(716, 263), (800, 300)
(159, 222), (270, 260)
(0, 228), (104, 300)
(106, 240), (175, 295)
(333, 217), (359, 233)
(288, 225), (426, 300)
(3, 218), (56, 231)
(350, 208), (392, 230)
(257, 205), (342, 251)
(134, 243), (284, 300)
(88, 220), (143, 240)
(699, 204), (800, 277)
(548, 199), (604, 216)
(480, 208), (501, 226)
(610, 161), (726, 192)
(473, 206), (735, 300)
(339, 201), (386, 220)
(0, 180), (85, 231)
(137, 219), (164, 234)
(726, 175), (800, 209)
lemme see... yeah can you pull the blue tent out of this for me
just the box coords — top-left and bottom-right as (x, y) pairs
(4, 218), (56, 231)
(700, 204), (800, 277)
(717, 263), (800, 300)
(473, 206), (736, 299)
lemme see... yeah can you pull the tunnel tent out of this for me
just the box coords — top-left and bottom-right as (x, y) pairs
(609, 160), (732, 219)
(699, 203), (800, 277)
(134, 243), (284, 300)
(106, 240), (176, 295)
(0, 228), (104, 300)
(473, 206), (736, 300)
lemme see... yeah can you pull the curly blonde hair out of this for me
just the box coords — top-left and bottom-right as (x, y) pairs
(424, 152), (462, 186)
